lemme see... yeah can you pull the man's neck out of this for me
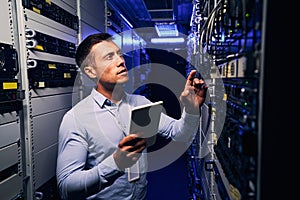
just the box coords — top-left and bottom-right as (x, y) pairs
(96, 82), (125, 104)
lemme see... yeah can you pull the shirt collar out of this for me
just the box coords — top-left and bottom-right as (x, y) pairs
(91, 88), (107, 108)
(91, 88), (127, 108)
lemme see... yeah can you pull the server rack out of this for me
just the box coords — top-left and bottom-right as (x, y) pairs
(0, 1), (24, 199)
(0, 0), (80, 199)
(186, 0), (266, 199)
(20, 0), (79, 198)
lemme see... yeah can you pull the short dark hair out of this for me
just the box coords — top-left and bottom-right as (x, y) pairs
(75, 32), (113, 69)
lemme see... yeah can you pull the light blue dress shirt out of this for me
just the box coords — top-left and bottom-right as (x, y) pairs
(56, 88), (200, 199)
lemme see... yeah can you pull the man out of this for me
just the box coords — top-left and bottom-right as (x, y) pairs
(56, 32), (207, 199)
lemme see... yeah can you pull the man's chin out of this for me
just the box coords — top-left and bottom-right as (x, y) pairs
(116, 77), (129, 84)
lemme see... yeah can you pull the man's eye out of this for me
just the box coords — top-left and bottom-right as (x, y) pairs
(106, 55), (113, 60)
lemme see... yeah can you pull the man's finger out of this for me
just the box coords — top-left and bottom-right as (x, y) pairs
(194, 79), (208, 89)
(127, 146), (145, 157)
(119, 134), (138, 148)
(185, 70), (197, 87)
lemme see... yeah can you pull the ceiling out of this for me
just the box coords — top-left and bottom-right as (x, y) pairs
(107, 0), (194, 44)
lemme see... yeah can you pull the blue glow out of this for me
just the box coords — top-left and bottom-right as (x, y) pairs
(151, 37), (185, 44)
(120, 13), (133, 28)
(155, 22), (179, 37)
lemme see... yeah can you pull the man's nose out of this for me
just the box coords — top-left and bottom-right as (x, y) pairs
(116, 55), (125, 66)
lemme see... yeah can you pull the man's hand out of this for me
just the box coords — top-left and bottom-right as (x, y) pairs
(113, 133), (147, 171)
(179, 70), (208, 115)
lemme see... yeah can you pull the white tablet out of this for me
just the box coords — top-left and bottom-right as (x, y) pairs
(129, 101), (163, 147)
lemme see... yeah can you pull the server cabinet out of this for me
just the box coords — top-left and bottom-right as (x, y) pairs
(11, 0), (79, 199)
(186, 0), (266, 199)
(0, 1), (23, 199)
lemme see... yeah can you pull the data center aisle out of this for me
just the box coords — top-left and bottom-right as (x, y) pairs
(144, 48), (190, 200)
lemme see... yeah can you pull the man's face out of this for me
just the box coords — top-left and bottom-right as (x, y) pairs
(90, 40), (129, 86)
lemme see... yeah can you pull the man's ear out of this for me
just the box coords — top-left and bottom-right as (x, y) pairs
(83, 66), (97, 79)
